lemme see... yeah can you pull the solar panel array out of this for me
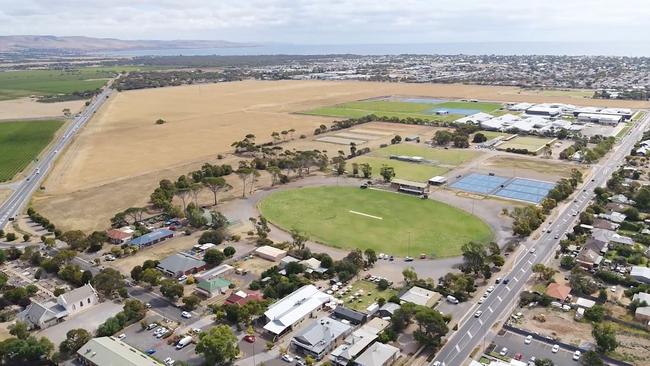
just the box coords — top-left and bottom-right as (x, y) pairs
(450, 173), (554, 204)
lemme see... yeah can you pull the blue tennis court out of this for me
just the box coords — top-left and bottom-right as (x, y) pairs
(450, 174), (554, 204)
(450, 173), (509, 194)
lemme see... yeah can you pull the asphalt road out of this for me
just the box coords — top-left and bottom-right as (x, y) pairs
(431, 112), (650, 366)
(0, 87), (113, 230)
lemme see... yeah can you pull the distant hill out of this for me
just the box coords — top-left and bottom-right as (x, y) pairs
(0, 35), (252, 53)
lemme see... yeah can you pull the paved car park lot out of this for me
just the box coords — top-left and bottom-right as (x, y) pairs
(493, 331), (580, 366)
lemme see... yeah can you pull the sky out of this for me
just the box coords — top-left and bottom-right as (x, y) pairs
(0, 0), (649, 44)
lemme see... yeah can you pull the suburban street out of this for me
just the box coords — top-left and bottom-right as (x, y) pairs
(431, 111), (650, 366)
(0, 87), (113, 230)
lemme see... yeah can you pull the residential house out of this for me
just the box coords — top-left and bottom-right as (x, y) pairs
(224, 290), (264, 306)
(263, 285), (333, 337)
(330, 319), (388, 365)
(76, 336), (161, 366)
(301, 257), (328, 274)
(376, 302), (400, 318)
(291, 317), (352, 360)
(353, 342), (400, 366)
(599, 212), (626, 223)
(632, 292), (650, 304)
(195, 277), (231, 297)
(129, 229), (174, 248)
(610, 194), (635, 205)
(592, 219), (619, 231)
(279, 256), (300, 268)
(156, 252), (206, 277)
(106, 229), (132, 244)
(399, 286), (440, 307)
(193, 264), (233, 282)
(635, 306), (650, 323)
(576, 248), (603, 269)
(545, 283), (572, 302)
(631, 266), (650, 284)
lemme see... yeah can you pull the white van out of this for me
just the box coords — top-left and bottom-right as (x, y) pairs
(446, 295), (459, 304)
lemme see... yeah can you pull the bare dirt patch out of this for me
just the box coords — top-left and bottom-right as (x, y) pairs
(108, 232), (200, 273)
(482, 155), (585, 181)
(0, 188), (11, 205)
(0, 97), (83, 120)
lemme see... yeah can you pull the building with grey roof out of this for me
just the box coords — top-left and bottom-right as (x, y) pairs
(156, 252), (207, 277)
(377, 302), (400, 318)
(76, 336), (161, 365)
(19, 284), (99, 329)
(353, 341), (400, 366)
(631, 266), (650, 284)
(291, 317), (352, 360)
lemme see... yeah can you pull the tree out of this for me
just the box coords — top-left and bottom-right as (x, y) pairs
(91, 268), (125, 298)
(236, 162), (253, 198)
(581, 351), (604, 366)
(289, 228), (308, 251)
(183, 295), (201, 311)
(592, 323), (618, 353)
(0, 336), (54, 363)
(141, 268), (162, 287)
(453, 134), (470, 148)
(364, 248), (377, 267)
(413, 307), (448, 347)
(22, 234), (30, 242)
(360, 163), (372, 179)
(403, 267), (418, 285)
(195, 325), (239, 365)
(377, 278), (390, 291)
(223, 246), (236, 257)
(8, 321), (29, 340)
(198, 229), (226, 245)
(379, 165), (395, 182)
(534, 359), (555, 366)
(122, 299), (147, 322)
(203, 248), (225, 268)
(584, 304), (606, 322)
(531, 263), (557, 282)
(560, 256), (576, 269)
(59, 328), (91, 356)
(61, 230), (88, 251)
(472, 133), (487, 143)
(160, 279), (184, 300)
(131, 265), (143, 281)
(461, 241), (487, 276)
(434, 130), (453, 146)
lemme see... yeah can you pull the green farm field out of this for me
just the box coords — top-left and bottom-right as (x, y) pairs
(303, 99), (502, 122)
(0, 119), (64, 181)
(499, 136), (554, 152)
(374, 144), (480, 166)
(259, 186), (493, 257)
(0, 67), (145, 101)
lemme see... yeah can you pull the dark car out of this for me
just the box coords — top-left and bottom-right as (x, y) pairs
(145, 349), (156, 355)
(360, 184), (368, 189)
(503, 279), (510, 284)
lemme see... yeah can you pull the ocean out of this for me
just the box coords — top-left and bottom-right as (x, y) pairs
(101, 41), (650, 57)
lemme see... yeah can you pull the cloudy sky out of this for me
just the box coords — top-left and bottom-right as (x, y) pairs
(0, 0), (648, 44)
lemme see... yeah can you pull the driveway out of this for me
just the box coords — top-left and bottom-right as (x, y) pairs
(38, 301), (123, 344)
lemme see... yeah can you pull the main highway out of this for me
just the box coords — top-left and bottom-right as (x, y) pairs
(0, 87), (113, 230)
(432, 111), (650, 366)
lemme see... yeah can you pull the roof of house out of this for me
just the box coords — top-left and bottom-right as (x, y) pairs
(195, 264), (233, 281)
(77, 336), (161, 366)
(225, 290), (264, 306)
(353, 341), (400, 366)
(631, 266), (650, 280)
(301, 258), (322, 270)
(197, 277), (231, 293)
(129, 229), (173, 246)
(264, 285), (333, 335)
(59, 284), (97, 307)
(291, 317), (351, 355)
(21, 301), (59, 326)
(575, 297), (596, 309)
(106, 229), (132, 240)
(633, 292), (650, 304)
(399, 286), (440, 306)
(333, 305), (366, 323)
(576, 248), (603, 266)
(378, 302), (400, 315)
(365, 317), (390, 333)
(546, 283), (572, 300)
(157, 252), (206, 274)
(330, 326), (378, 363)
(635, 306), (650, 318)
(584, 237), (608, 253)
(255, 245), (287, 259)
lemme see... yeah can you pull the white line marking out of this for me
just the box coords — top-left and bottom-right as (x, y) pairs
(521, 268), (526, 273)
(513, 277), (519, 282)
(467, 330), (473, 338)
(506, 286), (511, 292)
(456, 344), (460, 352)
(497, 296), (502, 302)
(348, 210), (383, 220)
(488, 306), (493, 313)
(477, 320), (483, 326)
(527, 260), (533, 265)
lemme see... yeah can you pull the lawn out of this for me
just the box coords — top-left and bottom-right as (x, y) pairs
(374, 144), (480, 166)
(303, 100), (461, 121)
(0, 119), (64, 181)
(259, 186), (493, 257)
(475, 131), (511, 140)
(433, 101), (502, 113)
(499, 136), (554, 152)
(337, 280), (397, 312)
(0, 66), (147, 101)
(485, 156), (583, 178)
(350, 156), (449, 181)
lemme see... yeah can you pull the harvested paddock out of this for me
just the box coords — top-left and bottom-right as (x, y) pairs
(499, 136), (555, 153)
(315, 136), (367, 145)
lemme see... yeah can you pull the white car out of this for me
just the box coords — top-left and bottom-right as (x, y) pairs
(572, 350), (581, 360)
(524, 335), (532, 344)
(529, 247), (536, 253)
(552, 344), (560, 353)
(281, 354), (294, 362)
(474, 310), (483, 318)
(164, 357), (175, 365)
(117, 334), (126, 340)
(487, 286), (495, 293)
(611, 286), (617, 292)
(181, 311), (192, 319)
(178, 275), (188, 282)
(499, 347), (508, 356)
(478, 296), (487, 304)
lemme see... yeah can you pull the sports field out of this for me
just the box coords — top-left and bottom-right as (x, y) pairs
(375, 144), (480, 165)
(0, 119), (64, 181)
(499, 136), (554, 152)
(350, 156), (449, 181)
(0, 67), (137, 101)
(259, 186), (493, 257)
(304, 99), (503, 121)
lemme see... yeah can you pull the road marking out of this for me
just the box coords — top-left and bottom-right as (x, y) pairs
(527, 260), (533, 265)
(477, 320), (483, 326)
(521, 268), (526, 273)
(497, 296), (502, 302)
(488, 306), (493, 313)
(513, 277), (519, 282)
(467, 330), (473, 338)
(456, 344), (460, 352)
(348, 210), (382, 220)
(505, 286), (511, 292)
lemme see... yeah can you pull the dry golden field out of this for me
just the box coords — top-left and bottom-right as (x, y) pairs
(32, 80), (646, 232)
(0, 97), (84, 120)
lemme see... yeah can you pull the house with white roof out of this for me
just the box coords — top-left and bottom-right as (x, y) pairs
(263, 285), (333, 337)
(399, 286), (441, 307)
(291, 317), (352, 360)
(330, 319), (387, 365)
(631, 266), (650, 284)
(454, 112), (494, 125)
(353, 342), (400, 366)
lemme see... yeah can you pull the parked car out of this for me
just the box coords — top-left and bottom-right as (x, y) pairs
(474, 310), (483, 318)
(529, 247), (536, 253)
(164, 357), (175, 365)
(404, 256), (414, 262)
(514, 353), (523, 360)
(503, 279), (510, 285)
(478, 296), (487, 304)
(147, 323), (157, 330)
(243, 335), (256, 343)
(281, 354), (294, 362)
(499, 347), (508, 356)
(446, 295), (459, 304)
(117, 334), (126, 340)
(487, 286), (495, 292)
(181, 311), (192, 319)
(145, 349), (156, 355)
(524, 335), (532, 344)
(573, 350), (581, 360)
(552, 344), (560, 353)
(178, 275), (188, 282)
